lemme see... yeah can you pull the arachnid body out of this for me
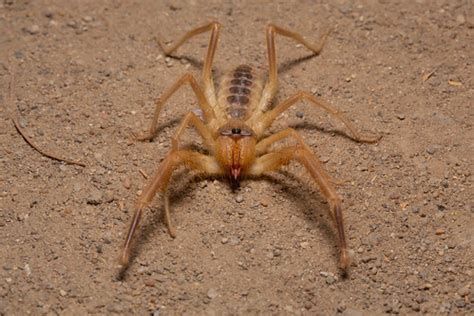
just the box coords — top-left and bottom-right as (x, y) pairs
(120, 22), (380, 271)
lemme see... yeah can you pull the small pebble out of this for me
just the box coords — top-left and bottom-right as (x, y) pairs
(455, 300), (466, 308)
(396, 113), (405, 120)
(426, 145), (437, 155)
(25, 25), (40, 35)
(296, 111), (304, 118)
(24, 264), (31, 276)
(456, 14), (466, 24)
(96, 244), (103, 253)
(59, 289), (67, 297)
(144, 279), (155, 287)
(458, 284), (470, 297)
(325, 275), (336, 284)
(207, 288), (218, 299)
(66, 20), (77, 28)
(44, 8), (54, 18)
(123, 177), (131, 189)
(235, 195), (244, 203)
(435, 228), (445, 235)
(87, 189), (103, 205)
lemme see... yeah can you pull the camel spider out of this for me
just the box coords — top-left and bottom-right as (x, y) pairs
(120, 21), (380, 271)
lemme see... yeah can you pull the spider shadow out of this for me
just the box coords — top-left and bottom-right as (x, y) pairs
(277, 53), (320, 76)
(250, 172), (341, 261)
(163, 48), (318, 82)
(118, 166), (344, 279)
(289, 121), (355, 141)
(117, 171), (222, 279)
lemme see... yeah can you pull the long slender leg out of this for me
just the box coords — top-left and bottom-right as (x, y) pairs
(158, 21), (221, 102)
(171, 111), (215, 152)
(255, 127), (311, 155)
(254, 24), (330, 115)
(256, 128), (348, 185)
(253, 91), (380, 142)
(120, 150), (222, 267)
(161, 109), (216, 236)
(138, 72), (217, 141)
(163, 191), (176, 238)
(248, 146), (351, 270)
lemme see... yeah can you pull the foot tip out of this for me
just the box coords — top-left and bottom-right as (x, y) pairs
(339, 250), (352, 271)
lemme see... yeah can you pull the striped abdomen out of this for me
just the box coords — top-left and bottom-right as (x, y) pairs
(218, 65), (263, 120)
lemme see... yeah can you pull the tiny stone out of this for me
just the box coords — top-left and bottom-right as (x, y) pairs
(396, 113), (405, 120)
(207, 288), (218, 299)
(82, 16), (93, 22)
(426, 145), (436, 155)
(296, 111), (304, 118)
(144, 279), (155, 287)
(456, 14), (466, 24)
(319, 155), (330, 163)
(336, 303), (346, 312)
(59, 289), (67, 297)
(221, 237), (228, 244)
(458, 285), (470, 297)
(455, 300), (465, 308)
(14, 50), (24, 59)
(25, 25), (40, 35)
(66, 20), (77, 28)
(435, 228), (445, 235)
(229, 236), (240, 246)
(24, 264), (31, 276)
(87, 189), (103, 205)
(325, 275), (336, 284)
(44, 9), (54, 18)
(123, 177), (131, 189)
(300, 241), (309, 249)
(235, 195), (244, 203)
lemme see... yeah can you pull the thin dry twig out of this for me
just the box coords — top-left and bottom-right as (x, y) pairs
(139, 169), (149, 179)
(8, 68), (86, 167)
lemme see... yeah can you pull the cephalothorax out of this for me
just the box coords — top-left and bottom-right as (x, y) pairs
(120, 22), (380, 271)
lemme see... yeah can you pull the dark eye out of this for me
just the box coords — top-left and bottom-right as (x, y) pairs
(231, 128), (241, 134)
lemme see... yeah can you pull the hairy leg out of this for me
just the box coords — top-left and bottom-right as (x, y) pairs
(138, 72), (218, 141)
(171, 111), (215, 152)
(120, 150), (222, 267)
(158, 21), (221, 105)
(251, 24), (330, 119)
(248, 145), (351, 271)
(253, 91), (381, 142)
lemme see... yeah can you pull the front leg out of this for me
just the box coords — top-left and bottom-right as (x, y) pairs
(253, 91), (381, 143)
(120, 150), (222, 268)
(137, 72), (218, 141)
(158, 21), (221, 105)
(253, 24), (330, 117)
(248, 146), (351, 271)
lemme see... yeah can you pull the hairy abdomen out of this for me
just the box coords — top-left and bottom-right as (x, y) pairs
(218, 65), (263, 120)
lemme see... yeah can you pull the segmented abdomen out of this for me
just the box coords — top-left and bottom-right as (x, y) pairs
(218, 64), (263, 120)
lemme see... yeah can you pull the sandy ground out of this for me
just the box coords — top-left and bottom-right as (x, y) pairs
(0, 0), (473, 315)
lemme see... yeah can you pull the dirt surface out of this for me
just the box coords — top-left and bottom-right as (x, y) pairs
(1, 0), (473, 315)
